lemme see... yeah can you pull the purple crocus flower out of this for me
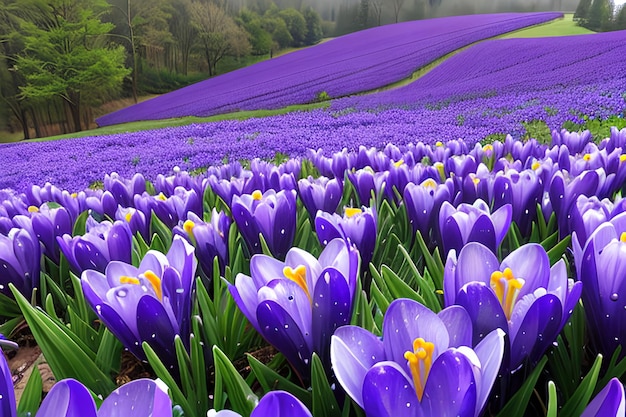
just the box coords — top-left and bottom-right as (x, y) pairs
(315, 206), (376, 267)
(208, 390), (313, 417)
(229, 238), (359, 379)
(25, 204), (72, 264)
(297, 176), (343, 219)
(581, 378), (625, 417)
(403, 178), (453, 240)
(104, 172), (146, 208)
(438, 199), (512, 256)
(174, 210), (230, 281)
(492, 169), (542, 237)
(81, 235), (197, 369)
(116, 206), (151, 243)
(0, 342), (16, 417)
(573, 215), (626, 358)
(57, 217), (133, 275)
(551, 128), (591, 155)
(0, 228), (40, 299)
(35, 378), (171, 417)
(569, 195), (613, 248)
(330, 298), (505, 417)
(231, 189), (297, 260)
(444, 242), (582, 369)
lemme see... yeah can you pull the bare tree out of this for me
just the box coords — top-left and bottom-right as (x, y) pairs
(189, 0), (251, 76)
(390, 0), (406, 22)
(370, 0), (384, 25)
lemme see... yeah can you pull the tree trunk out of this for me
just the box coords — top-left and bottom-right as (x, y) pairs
(20, 108), (30, 140)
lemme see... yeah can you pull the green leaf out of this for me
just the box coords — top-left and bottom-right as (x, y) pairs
(16, 365), (42, 417)
(496, 356), (548, 417)
(11, 284), (116, 396)
(547, 381), (558, 417)
(247, 354), (311, 408)
(414, 231), (443, 289)
(143, 342), (194, 417)
(546, 235), (571, 266)
(150, 212), (173, 251)
(213, 345), (258, 415)
(0, 289), (21, 318)
(311, 353), (341, 417)
(72, 210), (90, 236)
(560, 354), (603, 416)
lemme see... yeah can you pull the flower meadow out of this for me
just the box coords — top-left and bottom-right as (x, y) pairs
(96, 12), (561, 126)
(3, 13), (626, 417)
(2, 125), (626, 416)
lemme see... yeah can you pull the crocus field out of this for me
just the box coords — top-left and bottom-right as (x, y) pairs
(2, 12), (626, 417)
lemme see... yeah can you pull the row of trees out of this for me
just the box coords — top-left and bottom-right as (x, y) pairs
(574, 0), (626, 31)
(0, 0), (325, 138)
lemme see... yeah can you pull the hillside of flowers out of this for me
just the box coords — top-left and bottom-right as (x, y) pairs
(96, 12), (561, 126)
(2, 125), (626, 415)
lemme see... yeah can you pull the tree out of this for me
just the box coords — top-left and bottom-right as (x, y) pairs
(15, 0), (129, 132)
(586, 0), (611, 30)
(574, 0), (592, 23)
(190, 0), (251, 76)
(278, 8), (306, 46)
(238, 8), (272, 54)
(370, 0), (385, 26)
(616, 4), (626, 29)
(169, 0), (196, 75)
(390, 0), (406, 23)
(356, 0), (370, 29)
(302, 6), (322, 45)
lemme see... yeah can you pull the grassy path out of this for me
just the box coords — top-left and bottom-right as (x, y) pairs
(4, 14), (593, 144)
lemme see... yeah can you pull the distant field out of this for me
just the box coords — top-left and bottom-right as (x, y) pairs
(501, 13), (595, 38)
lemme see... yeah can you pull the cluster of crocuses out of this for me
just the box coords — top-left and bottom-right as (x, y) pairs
(1, 126), (626, 415)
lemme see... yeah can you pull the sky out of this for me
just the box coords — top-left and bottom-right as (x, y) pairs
(616, 0), (626, 7)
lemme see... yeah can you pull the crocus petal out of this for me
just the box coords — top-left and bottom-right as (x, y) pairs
(94, 303), (143, 358)
(362, 361), (423, 417)
(315, 214), (343, 246)
(98, 378), (172, 417)
(256, 300), (312, 378)
(422, 350), (477, 417)
(35, 379), (97, 417)
(437, 305), (472, 348)
(330, 326), (385, 408)
(383, 299), (449, 369)
(456, 282), (508, 346)
(501, 243), (550, 298)
(136, 296), (180, 368)
(251, 390), (313, 417)
(229, 274), (261, 331)
(0, 351), (16, 417)
(311, 267), (351, 366)
(509, 293), (562, 368)
(581, 378), (625, 417)
(491, 204), (512, 247)
(467, 214), (497, 253)
(473, 329), (506, 414)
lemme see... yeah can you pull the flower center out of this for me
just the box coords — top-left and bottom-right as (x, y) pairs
(183, 220), (195, 236)
(621, 232), (626, 242)
(404, 338), (435, 401)
(421, 178), (438, 190)
(28, 206), (39, 213)
(344, 207), (362, 218)
(125, 212), (133, 222)
(394, 159), (404, 167)
(583, 154), (592, 161)
(283, 265), (310, 301)
(119, 269), (163, 300)
(157, 193), (167, 201)
(252, 190), (263, 200)
(490, 267), (524, 320)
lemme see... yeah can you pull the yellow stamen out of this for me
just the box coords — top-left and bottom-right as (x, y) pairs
(120, 276), (140, 285)
(421, 178), (438, 190)
(157, 193), (167, 201)
(71, 193), (78, 198)
(283, 265), (310, 301)
(125, 212), (133, 222)
(27, 206), (39, 213)
(394, 159), (404, 167)
(490, 267), (524, 320)
(620, 232), (626, 243)
(620, 155), (626, 163)
(472, 176), (480, 185)
(344, 208), (362, 218)
(583, 154), (592, 162)
(435, 141), (443, 147)
(483, 144), (493, 152)
(183, 220), (195, 235)
(251, 190), (263, 200)
(532, 161), (541, 170)
(143, 270), (163, 300)
(404, 338), (435, 401)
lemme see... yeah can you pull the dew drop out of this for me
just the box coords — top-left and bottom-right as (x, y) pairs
(611, 293), (619, 301)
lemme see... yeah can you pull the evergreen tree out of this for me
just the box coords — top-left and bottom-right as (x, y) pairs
(356, 0), (369, 29)
(574, 0), (592, 23)
(302, 6), (322, 45)
(586, 0), (611, 30)
(616, 4), (626, 30)
(15, 0), (129, 132)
